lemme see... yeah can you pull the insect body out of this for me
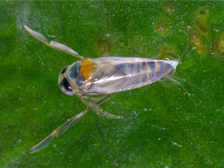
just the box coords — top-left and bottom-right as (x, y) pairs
(24, 25), (179, 153)
(60, 57), (178, 95)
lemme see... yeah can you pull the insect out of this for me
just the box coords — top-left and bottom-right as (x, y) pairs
(24, 25), (179, 153)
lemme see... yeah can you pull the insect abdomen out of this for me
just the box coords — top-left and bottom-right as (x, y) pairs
(116, 60), (176, 86)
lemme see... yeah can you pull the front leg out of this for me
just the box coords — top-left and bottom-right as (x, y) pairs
(24, 25), (84, 60)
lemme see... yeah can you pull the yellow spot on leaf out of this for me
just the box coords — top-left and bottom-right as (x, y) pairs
(198, 8), (207, 19)
(195, 20), (208, 34)
(165, 4), (174, 14)
(216, 35), (224, 56)
(96, 38), (112, 57)
(156, 19), (168, 35)
(190, 31), (204, 54)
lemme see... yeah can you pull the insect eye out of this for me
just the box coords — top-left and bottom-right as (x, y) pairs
(60, 66), (68, 75)
(60, 78), (73, 95)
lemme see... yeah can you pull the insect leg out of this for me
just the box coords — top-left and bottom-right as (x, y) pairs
(81, 95), (123, 119)
(24, 25), (84, 60)
(30, 94), (113, 153)
(81, 95), (103, 101)
(30, 111), (86, 153)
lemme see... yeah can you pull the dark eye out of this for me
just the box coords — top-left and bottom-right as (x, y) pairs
(59, 78), (73, 95)
(60, 66), (68, 75)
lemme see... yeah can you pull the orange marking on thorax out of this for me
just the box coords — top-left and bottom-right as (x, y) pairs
(80, 59), (94, 80)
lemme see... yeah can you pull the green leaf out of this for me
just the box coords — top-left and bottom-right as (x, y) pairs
(1, 1), (224, 167)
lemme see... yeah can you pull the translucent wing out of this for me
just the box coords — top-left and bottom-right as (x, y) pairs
(82, 57), (179, 94)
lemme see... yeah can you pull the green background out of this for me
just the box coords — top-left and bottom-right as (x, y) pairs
(1, 1), (224, 167)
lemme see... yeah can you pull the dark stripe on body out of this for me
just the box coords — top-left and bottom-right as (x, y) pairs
(69, 63), (81, 79)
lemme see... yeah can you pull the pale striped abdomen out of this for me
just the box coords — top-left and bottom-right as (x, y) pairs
(81, 57), (179, 94)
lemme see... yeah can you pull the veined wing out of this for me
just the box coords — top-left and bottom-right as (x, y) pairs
(82, 57), (179, 94)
